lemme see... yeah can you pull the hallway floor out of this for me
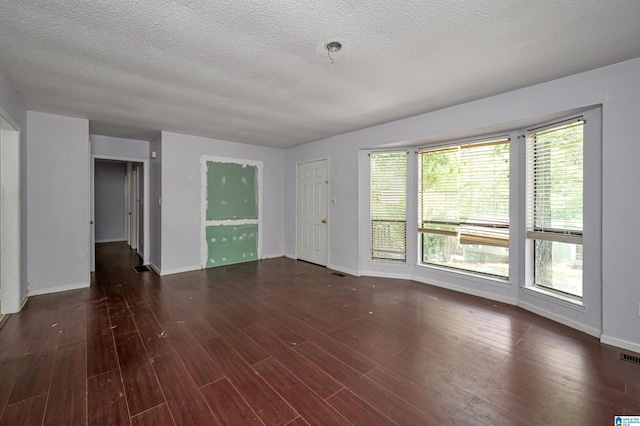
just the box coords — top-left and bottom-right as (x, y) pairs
(0, 242), (638, 425)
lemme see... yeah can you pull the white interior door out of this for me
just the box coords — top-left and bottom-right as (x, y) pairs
(296, 159), (328, 266)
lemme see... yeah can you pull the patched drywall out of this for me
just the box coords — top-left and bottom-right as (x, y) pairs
(159, 132), (282, 275)
(205, 224), (258, 267)
(205, 161), (258, 221)
(201, 156), (262, 268)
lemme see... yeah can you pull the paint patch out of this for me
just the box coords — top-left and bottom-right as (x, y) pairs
(206, 162), (258, 220)
(206, 224), (258, 267)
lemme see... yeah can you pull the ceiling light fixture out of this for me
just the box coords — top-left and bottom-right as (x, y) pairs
(326, 42), (342, 52)
(326, 41), (342, 64)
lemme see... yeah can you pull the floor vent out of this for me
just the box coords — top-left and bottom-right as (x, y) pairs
(331, 272), (346, 277)
(620, 353), (640, 365)
(133, 265), (151, 273)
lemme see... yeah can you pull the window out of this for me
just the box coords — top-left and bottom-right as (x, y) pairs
(419, 138), (510, 277)
(370, 151), (407, 261)
(527, 118), (584, 297)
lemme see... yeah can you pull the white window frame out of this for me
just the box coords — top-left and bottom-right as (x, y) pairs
(417, 136), (511, 279)
(370, 150), (408, 263)
(523, 108), (602, 305)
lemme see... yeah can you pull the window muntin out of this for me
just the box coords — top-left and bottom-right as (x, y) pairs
(419, 138), (510, 277)
(370, 151), (407, 261)
(527, 119), (583, 297)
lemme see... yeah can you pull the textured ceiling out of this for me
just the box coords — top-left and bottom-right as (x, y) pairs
(1, 1), (640, 148)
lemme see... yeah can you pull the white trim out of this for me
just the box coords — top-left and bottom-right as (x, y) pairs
(367, 260), (410, 268)
(411, 274), (518, 305)
(284, 253), (297, 260)
(520, 285), (585, 311)
(328, 264), (361, 277)
(159, 265), (202, 276)
(416, 262), (511, 288)
(149, 263), (161, 275)
(28, 281), (90, 296)
(518, 299), (601, 338)
(600, 335), (640, 355)
(361, 270), (410, 280)
(261, 253), (285, 260)
(96, 238), (126, 243)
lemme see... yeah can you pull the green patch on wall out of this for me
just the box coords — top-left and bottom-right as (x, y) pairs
(206, 224), (258, 267)
(206, 162), (258, 220)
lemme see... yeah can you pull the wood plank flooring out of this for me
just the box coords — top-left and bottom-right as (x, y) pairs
(0, 242), (638, 425)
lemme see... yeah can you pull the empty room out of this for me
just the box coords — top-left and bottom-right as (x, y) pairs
(1, 1), (640, 425)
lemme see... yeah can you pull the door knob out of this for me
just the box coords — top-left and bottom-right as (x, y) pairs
(322, 219), (327, 223)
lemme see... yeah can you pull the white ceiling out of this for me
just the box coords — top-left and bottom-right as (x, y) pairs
(1, 1), (639, 148)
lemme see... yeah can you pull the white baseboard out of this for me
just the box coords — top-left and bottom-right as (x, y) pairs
(361, 270), (411, 280)
(261, 254), (286, 260)
(28, 281), (90, 297)
(328, 264), (361, 277)
(20, 295), (28, 310)
(158, 265), (202, 276)
(95, 238), (126, 243)
(518, 300), (601, 338)
(283, 253), (297, 260)
(411, 274), (518, 306)
(149, 263), (161, 275)
(600, 334), (640, 354)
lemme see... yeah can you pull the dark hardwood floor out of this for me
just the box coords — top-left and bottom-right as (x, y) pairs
(0, 242), (638, 425)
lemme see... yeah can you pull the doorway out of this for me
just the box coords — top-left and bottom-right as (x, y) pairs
(296, 159), (329, 266)
(0, 107), (21, 314)
(90, 155), (150, 272)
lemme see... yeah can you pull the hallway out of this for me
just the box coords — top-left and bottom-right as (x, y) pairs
(0, 242), (638, 424)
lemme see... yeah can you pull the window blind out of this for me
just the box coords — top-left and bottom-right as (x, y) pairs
(370, 151), (407, 261)
(418, 138), (510, 247)
(526, 119), (583, 244)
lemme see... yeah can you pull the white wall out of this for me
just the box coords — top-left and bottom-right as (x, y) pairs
(149, 134), (162, 271)
(94, 161), (126, 242)
(26, 111), (90, 294)
(159, 131), (285, 275)
(0, 69), (28, 304)
(90, 134), (150, 160)
(284, 58), (640, 353)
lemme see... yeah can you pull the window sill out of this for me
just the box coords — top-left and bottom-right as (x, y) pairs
(368, 260), (409, 268)
(520, 286), (586, 312)
(416, 263), (511, 288)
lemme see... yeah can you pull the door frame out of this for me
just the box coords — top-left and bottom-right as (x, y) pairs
(91, 155), (150, 269)
(0, 107), (22, 313)
(132, 164), (139, 251)
(127, 163), (139, 251)
(295, 158), (330, 266)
